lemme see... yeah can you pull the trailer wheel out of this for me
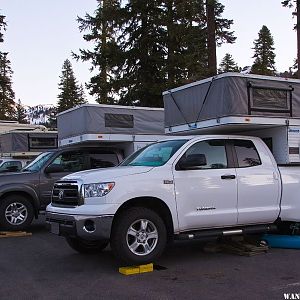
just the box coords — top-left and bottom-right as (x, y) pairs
(111, 207), (167, 265)
(65, 237), (109, 254)
(0, 194), (34, 231)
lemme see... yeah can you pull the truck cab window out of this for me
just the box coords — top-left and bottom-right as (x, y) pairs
(180, 140), (228, 169)
(89, 152), (119, 169)
(48, 151), (85, 172)
(234, 140), (261, 168)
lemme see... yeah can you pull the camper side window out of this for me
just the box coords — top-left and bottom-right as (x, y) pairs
(233, 140), (261, 168)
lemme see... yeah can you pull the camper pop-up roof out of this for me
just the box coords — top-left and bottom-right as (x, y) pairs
(57, 104), (165, 146)
(57, 104), (166, 157)
(0, 131), (58, 158)
(163, 72), (300, 135)
(163, 73), (300, 164)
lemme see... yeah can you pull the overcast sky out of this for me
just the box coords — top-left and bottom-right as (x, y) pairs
(0, 0), (297, 106)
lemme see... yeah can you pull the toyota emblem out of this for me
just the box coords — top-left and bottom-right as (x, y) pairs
(58, 190), (64, 200)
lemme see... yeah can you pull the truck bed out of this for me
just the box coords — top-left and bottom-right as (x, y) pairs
(278, 165), (300, 222)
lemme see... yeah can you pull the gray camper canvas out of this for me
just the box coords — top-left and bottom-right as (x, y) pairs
(163, 73), (300, 130)
(0, 131), (58, 153)
(57, 104), (165, 141)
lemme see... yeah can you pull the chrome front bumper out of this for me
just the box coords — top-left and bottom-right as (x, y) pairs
(46, 212), (113, 241)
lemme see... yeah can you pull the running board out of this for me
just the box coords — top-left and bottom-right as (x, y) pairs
(175, 224), (277, 241)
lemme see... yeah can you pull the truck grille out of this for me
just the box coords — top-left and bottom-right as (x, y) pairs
(52, 180), (82, 206)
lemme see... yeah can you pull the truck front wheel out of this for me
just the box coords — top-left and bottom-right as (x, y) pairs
(65, 237), (109, 254)
(111, 207), (167, 265)
(0, 194), (34, 230)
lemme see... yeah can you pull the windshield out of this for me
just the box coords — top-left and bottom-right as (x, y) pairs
(121, 140), (188, 167)
(0, 160), (2, 165)
(22, 152), (53, 172)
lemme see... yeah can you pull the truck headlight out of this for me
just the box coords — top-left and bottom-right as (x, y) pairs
(84, 182), (115, 198)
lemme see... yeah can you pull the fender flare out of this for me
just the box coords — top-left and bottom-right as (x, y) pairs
(0, 184), (40, 215)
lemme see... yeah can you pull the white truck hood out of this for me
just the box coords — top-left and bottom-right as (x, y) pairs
(62, 166), (153, 183)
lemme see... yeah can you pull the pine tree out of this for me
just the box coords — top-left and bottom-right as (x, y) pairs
(57, 59), (87, 113)
(282, 1), (300, 78)
(0, 31), (16, 120)
(164, 0), (236, 86)
(75, 0), (235, 107)
(177, 0), (208, 83)
(74, 0), (122, 104)
(206, 0), (236, 77)
(47, 107), (57, 129)
(0, 15), (15, 120)
(15, 99), (28, 124)
(0, 14), (6, 43)
(118, 0), (166, 107)
(218, 53), (240, 73)
(251, 25), (276, 76)
(78, 84), (86, 104)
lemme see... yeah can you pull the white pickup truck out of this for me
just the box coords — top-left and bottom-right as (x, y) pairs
(46, 135), (300, 264)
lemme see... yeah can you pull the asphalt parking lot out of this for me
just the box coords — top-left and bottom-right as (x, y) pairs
(1, 216), (299, 300)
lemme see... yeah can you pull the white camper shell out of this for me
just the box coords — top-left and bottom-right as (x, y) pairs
(163, 73), (300, 164)
(57, 104), (167, 157)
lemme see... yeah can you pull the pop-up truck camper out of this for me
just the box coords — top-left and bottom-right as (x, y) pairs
(163, 72), (300, 164)
(0, 121), (58, 171)
(46, 73), (300, 265)
(57, 104), (166, 156)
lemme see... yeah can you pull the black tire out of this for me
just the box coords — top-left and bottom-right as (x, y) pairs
(66, 237), (109, 254)
(0, 194), (34, 231)
(111, 207), (167, 265)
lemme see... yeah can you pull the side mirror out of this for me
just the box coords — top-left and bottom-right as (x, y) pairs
(45, 164), (65, 174)
(178, 154), (207, 170)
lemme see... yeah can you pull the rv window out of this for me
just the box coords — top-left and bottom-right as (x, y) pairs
(105, 113), (134, 128)
(234, 140), (261, 168)
(251, 88), (289, 111)
(29, 137), (57, 149)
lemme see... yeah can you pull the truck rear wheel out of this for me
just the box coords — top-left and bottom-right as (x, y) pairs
(111, 207), (167, 265)
(0, 194), (34, 231)
(65, 237), (109, 254)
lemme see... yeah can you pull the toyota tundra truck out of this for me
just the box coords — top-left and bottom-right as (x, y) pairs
(46, 135), (300, 264)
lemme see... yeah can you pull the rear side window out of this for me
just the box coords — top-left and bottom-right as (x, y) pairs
(0, 161), (22, 172)
(88, 151), (119, 169)
(234, 140), (261, 168)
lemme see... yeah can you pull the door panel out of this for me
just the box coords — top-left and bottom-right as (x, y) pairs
(173, 139), (238, 231)
(232, 139), (281, 224)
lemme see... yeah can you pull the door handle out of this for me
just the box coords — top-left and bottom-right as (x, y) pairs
(221, 174), (236, 180)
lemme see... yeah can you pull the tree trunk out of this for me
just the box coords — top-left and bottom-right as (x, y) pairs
(166, 0), (175, 88)
(206, 0), (217, 76)
(100, 0), (108, 103)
